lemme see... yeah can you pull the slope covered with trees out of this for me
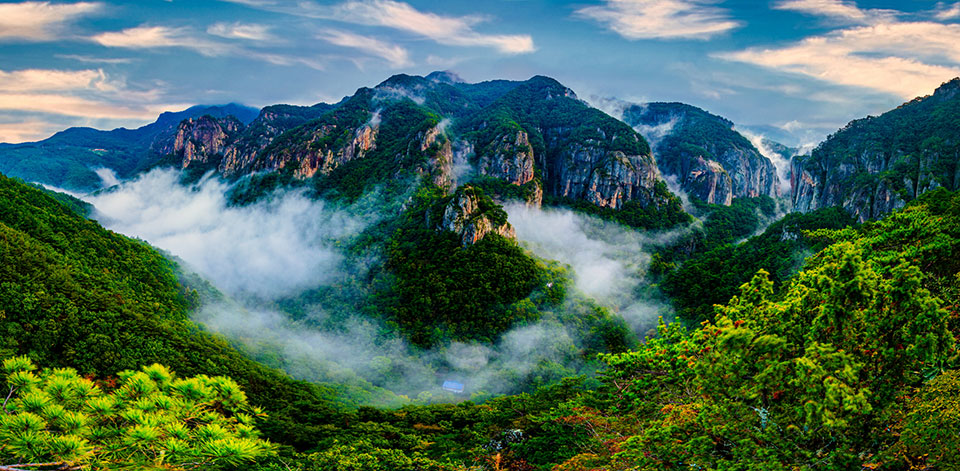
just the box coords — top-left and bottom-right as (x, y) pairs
(793, 77), (960, 221)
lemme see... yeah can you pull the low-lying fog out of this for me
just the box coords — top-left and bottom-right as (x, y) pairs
(82, 168), (678, 403)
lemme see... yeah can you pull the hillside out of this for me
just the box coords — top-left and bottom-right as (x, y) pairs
(0, 103), (259, 191)
(792, 77), (960, 221)
(621, 102), (780, 205)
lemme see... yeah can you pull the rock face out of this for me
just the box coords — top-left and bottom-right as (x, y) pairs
(790, 77), (960, 222)
(683, 156), (733, 206)
(545, 141), (660, 209)
(465, 76), (673, 212)
(153, 104), (334, 174)
(143, 72), (683, 222)
(219, 103), (333, 174)
(621, 102), (779, 205)
(476, 131), (535, 186)
(155, 115), (243, 168)
(439, 186), (515, 246)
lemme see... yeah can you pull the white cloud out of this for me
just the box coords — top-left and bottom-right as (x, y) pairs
(575, 0), (741, 40)
(772, 0), (895, 23)
(719, 21), (960, 99)
(0, 68), (189, 141)
(92, 25), (232, 56)
(223, 0), (535, 54)
(207, 22), (275, 41)
(56, 54), (134, 64)
(0, 1), (101, 41)
(319, 30), (411, 68)
(91, 24), (325, 69)
(937, 2), (960, 20)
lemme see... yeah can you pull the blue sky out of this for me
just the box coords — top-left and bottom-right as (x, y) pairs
(1, 0), (959, 147)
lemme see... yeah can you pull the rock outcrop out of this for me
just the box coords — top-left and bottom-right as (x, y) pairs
(790, 77), (960, 222)
(545, 142), (660, 209)
(464, 76), (673, 212)
(439, 186), (515, 246)
(682, 156), (733, 206)
(476, 131), (535, 186)
(621, 102), (779, 205)
(155, 115), (243, 168)
(219, 103), (333, 174)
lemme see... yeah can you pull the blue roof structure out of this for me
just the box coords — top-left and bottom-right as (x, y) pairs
(442, 381), (465, 393)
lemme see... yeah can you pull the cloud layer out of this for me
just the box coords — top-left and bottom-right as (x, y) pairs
(722, 1), (960, 99)
(0, 1), (101, 41)
(576, 0), (741, 40)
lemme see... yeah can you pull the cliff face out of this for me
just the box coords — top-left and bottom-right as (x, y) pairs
(439, 186), (515, 246)
(545, 141), (660, 209)
(476, 131), (535, 186)
(462, 76), (672, 212)
(621, 102), (779, 205)
(790, 77), (960, 222)
(219, 104), (333, 174)
(155, 115), (243, 169)
(146, 73), (683, 221)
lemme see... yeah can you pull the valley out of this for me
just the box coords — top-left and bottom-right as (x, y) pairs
(1, 70), (958, 470)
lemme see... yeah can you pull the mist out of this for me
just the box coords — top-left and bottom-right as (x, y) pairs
(506, 203), (687, 334)
(86, 169), (372, 299)
(739, 128), (792, 194)
(79, 168), (626, 402)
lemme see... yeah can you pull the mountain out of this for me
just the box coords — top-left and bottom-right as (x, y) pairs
(0, 103), (259, 191)
(621, 102), (780, 205)
(160, 73), (685, 225)
(792, 77), (960, 221)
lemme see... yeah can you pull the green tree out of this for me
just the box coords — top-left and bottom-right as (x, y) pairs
(0, 357), (271, 470)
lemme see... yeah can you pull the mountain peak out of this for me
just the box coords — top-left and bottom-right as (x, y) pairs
(933, 77), (960, 99)
(426, 70), (465, 84)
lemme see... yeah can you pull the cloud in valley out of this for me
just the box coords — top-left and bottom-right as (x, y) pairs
(86, 169), (372, 298)
(507, 203), (686, 333)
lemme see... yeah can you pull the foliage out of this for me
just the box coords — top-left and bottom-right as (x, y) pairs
(543, 189), (960, 470)
(546, 180), (691, 231)
(0, 357), (270, 470)
(0, 173), (374, 451)
(660, 205), (856, 323)
(380, 186), (554, 345)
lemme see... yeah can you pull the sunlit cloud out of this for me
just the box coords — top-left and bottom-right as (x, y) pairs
(222, 0), (535, 54)
(0, 1), (102, 41)
(719, 20), (960, 99)
(92, 25), (232, 56)
(772, 0), (896, 23)
(0, 120), (61, 143)
(575, 0), (741, 40)
(319, 30), (411, 68)
(0, 68), (188, 142)
(207, 22), (275, 41)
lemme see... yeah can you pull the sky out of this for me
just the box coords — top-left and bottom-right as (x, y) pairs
(1, 0), (960, 147)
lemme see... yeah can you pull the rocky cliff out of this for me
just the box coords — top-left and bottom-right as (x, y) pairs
(460, 76), (672, 212)
(791, 77), (960, 221)
(154, 115), (244, 169)
(141, 72), (683, 223)
(438, 185), (515, 246)
(621, 102), (779, 205)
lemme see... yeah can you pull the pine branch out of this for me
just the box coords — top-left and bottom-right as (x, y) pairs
(2, 385), (15, 413)
(0, 462), (79, 471)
